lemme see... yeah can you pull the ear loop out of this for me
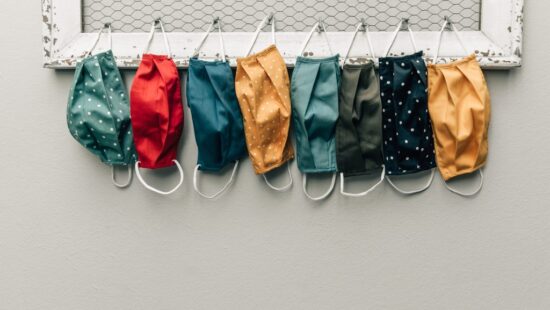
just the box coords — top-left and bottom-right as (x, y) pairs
(192, 17), (226, 62)
(134, 160), (185, 195)
(111, 164), (133, 188)
(303, 173), (337, 201)
(444, 169), (484, 197)
(193, 161), (240, 199)
(383, 19), (418, 57)
(340, 166), (385, 197)
(386, 169), (435, 195)
(262, 162), (293, 192)
(341, 19), (375, 67)
(433, 17), (469, 63)
(245, 14), (276, 56)
(298, 20), (334, 57)
(86, 24), (113, 57)
(144, 19), (172, 58)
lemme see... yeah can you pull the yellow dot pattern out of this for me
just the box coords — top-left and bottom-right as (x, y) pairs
(235, 45), (294, 174)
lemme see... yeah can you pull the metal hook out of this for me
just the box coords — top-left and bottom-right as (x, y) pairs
(399, 18), (410, 31)
(359, 18), (367, 32)
(316, 18), (325, 33)
(443, 16), (454, 30)
(212, 16), (221, 29)
(266, 12), (274, 25)
(103, 22), (111, 29)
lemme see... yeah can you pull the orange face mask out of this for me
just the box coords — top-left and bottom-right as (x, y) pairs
(428, 19), (491, 196)
(235, 15), (295, 191)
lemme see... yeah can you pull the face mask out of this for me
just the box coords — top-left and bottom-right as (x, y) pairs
(130, 20), (184, 195)
(291, 21), (339, 201)
(235, 15), (295, 192)
(336, 22), (385, 197)
(428, 19), (491, 196)
(379, 20), (437, 195)
(67, 25), (136, 188)
(187, 19), (248, 199)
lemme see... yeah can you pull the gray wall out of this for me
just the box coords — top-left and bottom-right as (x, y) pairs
(1, 1), (549, 309)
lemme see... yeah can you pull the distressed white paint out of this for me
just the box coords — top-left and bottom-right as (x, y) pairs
(42, 0), (524, 69)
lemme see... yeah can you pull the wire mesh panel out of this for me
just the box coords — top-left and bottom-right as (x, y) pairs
(82, 0), (480, 33)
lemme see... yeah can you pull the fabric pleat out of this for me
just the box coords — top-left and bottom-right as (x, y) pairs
(67, 50), (136, 166)
(336, 62), (383, 176)
(187, 58), (247, 171)
(235, 45), (294, 174)
(428, 54), (490, 181)
(291, 55), (340, 173)
(379, 51), (436, 176)
(130, 54), (184, 169)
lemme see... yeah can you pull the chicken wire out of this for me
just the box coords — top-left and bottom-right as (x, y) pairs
(82, 0), (481, 33)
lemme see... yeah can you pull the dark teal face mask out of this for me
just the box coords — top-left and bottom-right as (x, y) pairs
(186, 19), (247, 199)
(291, 21), (340, 201)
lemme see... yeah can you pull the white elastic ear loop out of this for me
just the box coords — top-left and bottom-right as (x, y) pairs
(218, 20), (227, 62)
(134, 160), (184, 195)
(262, 162), (293, 192)
(245, 15), (271, 56)
(340, 166), (385, 197)
(433, 19), (469, 63)
(302, 172), (337, 201)
(365, 25), (375, 59)
(299, 22), (334, 57)
(193, 161), (240, 199)
(341, 22), (376, 68)
(111, 164), (133, 188)
(192, 21), (215, 58)
(158, 20), (172, 57)
(193, 19), (226, 62)
(386, 168), (435, 195)
(86, 25), (112, 57)
(342, 23), (362, 67)
(384, 20), (418, 57)
(444, 169), (484, 197)
(271, 17), (276, 45)
(144, 20), (172, 57)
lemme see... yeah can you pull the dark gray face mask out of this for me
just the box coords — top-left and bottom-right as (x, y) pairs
(336, 21), (385, 197)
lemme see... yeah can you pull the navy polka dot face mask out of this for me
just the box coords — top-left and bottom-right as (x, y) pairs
(378, 20), (437, 195)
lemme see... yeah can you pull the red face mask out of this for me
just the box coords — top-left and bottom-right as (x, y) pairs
(130, 20), (184, 195)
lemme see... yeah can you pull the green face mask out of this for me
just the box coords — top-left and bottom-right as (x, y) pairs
(292, 21), (340, 201)
(66, 25), (136, 187)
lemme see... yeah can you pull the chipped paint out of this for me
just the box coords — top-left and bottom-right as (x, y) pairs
(42, 0), (523, 70)
(41, 0), (52, 66)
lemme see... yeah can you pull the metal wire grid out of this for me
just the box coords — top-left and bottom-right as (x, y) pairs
(82, 0), (480, 33)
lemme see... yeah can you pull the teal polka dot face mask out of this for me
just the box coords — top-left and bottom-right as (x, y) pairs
(66, 26), (136, 187)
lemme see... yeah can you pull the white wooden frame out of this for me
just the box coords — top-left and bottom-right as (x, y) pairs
(42, 0), (523, 69)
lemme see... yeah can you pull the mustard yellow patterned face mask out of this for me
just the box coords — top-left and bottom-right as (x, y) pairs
(428, 18), (491, 196)
(235, 15), (295, 191)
